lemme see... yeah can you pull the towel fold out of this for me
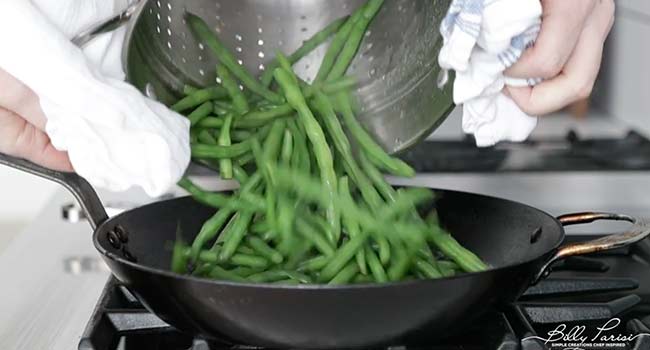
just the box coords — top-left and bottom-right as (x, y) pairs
(0, 0), (190, 197)
(439, 0), (543, 147)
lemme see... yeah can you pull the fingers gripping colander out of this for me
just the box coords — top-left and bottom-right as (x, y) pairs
(82, 0), (454, 154)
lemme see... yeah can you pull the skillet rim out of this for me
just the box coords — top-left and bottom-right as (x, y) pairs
(92, 186), (565, 290)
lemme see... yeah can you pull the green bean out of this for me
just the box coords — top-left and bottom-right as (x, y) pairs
(208, 266), (247, 282)
(236, 245), (257, 256)
(191, 140), (251, 159)
(328, 262), (359, 285)
(187, 101), (214, 126)
(287, 119), (311, 174)
(311, 91), (382, 210)
(172, 86), (227, 112)
(358, 152), (397, 202)
(284, 240), (313, 270)
(218, 114), (234, 179)
(277, 129), (296, 255)
(199, 107), (293, 130)
(186, 13), (283, 104)
(232, 165), (249, 184)
(189, 250), (220, 264)
(183, 84), (199, 95)
(375, 236), (391, 266)
(273, 167), (423, 244)
(319, 231), (369, 282)
(213, 213), (239, 249)
(247, 236), (283, 264)
(189, 208), (233, 262)
(178, 178), (263, 211)
(281, 129), (293, 165)
(314, 8), (364, 83)
(218, 211), (254, 261)
(427, 224), (488, 273)
(231, 130), (255, 143)
(231, 253), (269, 269)
(247, 270), (289, 283)
(354, 274), (374, 284)
(298, 255), (330, 272)
(336, 92), (415, 177)
(251, 220), (270, 235)
(192, 263), (214, 277)
(326, 0), (385, 81)
(230, 267), (261, 277)
(273, 279), (301, 285)
(339, 177), (368, 275)
(321, 76), (357, 95)
(197, 129), (218, 145)
(365, 246), (387, 283)
(171, 237), (189, 274)
(437, 261), (460, 277)
(387, 240), (411, 281)
(295, 217), (335, 257)
(414, 259), (443, 279)
(216, 64), (249, 114)
(261, 16), (348, 86)
(260, 120), (286, 234)
(236, 152), (254, 166)
(377, 188), (434, 221)
(274, 68), (339, 241)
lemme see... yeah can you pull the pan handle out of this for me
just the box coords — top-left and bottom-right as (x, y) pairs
(0, 153), (108, 230)
(533, 212), (650, 284)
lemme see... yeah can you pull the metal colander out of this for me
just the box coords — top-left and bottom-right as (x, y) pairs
(79, 0), (454, 154)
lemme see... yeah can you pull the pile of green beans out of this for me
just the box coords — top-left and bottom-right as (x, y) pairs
(171, 0), (488, 285)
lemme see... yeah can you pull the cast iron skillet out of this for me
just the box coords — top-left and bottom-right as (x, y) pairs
(1, 153), (649, 349)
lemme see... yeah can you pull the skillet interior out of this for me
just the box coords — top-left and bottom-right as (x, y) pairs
(93, 188), (564, 348)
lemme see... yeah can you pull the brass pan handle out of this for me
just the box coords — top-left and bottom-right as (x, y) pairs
(533, 212), (650, 284)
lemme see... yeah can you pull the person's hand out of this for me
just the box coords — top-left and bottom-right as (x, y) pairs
(504, 0), (615, 115)
(0, 67), (73, 171)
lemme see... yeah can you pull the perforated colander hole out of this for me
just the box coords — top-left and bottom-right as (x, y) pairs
(258, 39), (264, 46)
(198, 55), (203, 61)
(198, 43), (205, 50)
(156, 26), (161, 34)
(258, 64), (265, 71)
(181, 57), (187, 63)
(167, 28), (172, 36)
(236, 46), (243, 53)
(239, 85), (244, 91)
(199, 69), (205, 76)
(166, 2), (171, 10)
(258, 52), (265, 59)
(237, 59), (244, 65)
(258, 28), (263, 34)
(156, 1), (161, 8)
(156, 13), (161, 21)
(216, 77), (222, 84)
(235, 34), (243, 41)
(167, 41), (172, 49)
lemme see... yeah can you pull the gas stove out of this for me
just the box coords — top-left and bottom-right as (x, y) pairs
(2, 114), (650, 350)
(79, 236), (650, 350)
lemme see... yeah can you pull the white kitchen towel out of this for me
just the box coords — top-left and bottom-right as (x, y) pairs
(439, 0), (543, 147)
(0, 0), (190, 197)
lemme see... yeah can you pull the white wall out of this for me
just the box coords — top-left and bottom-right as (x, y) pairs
(599, 0), (650, 133)
(0, 168), (58, 225)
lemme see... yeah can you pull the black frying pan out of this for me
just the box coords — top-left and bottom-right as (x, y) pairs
(2, 153), (649, 349)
